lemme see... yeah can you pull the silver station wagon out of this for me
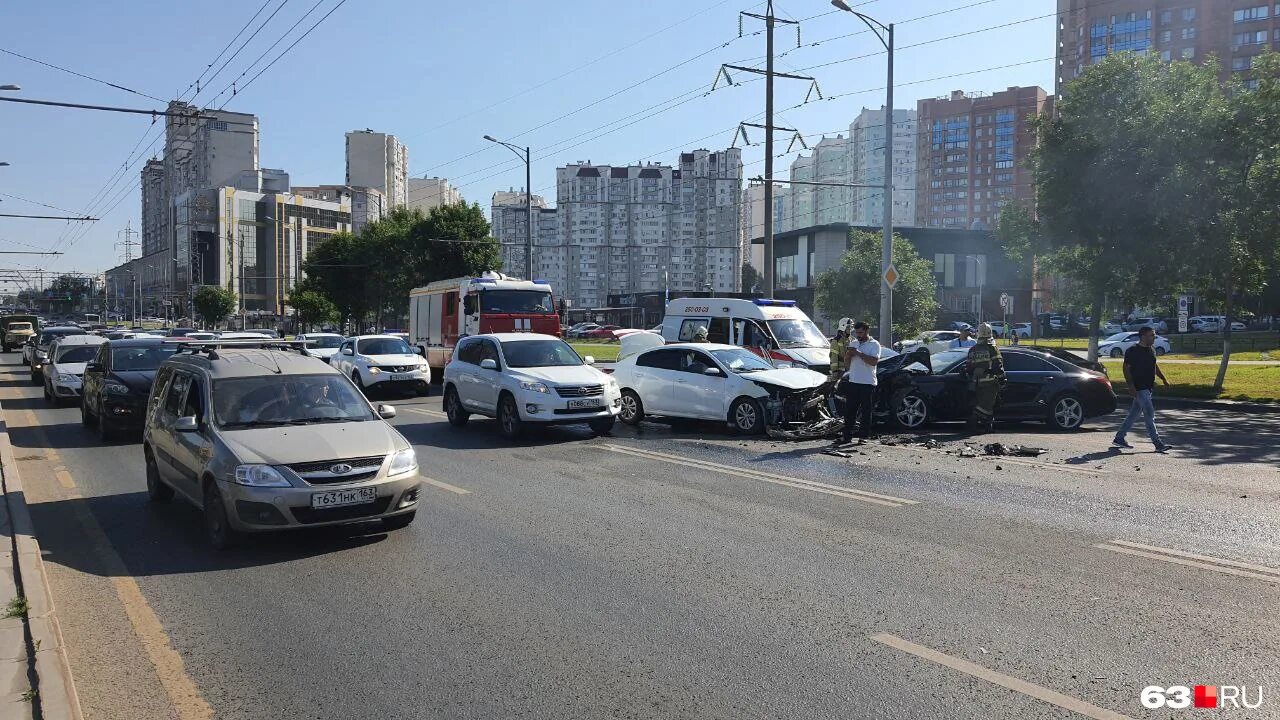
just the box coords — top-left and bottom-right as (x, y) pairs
(142, 340), (423, 549)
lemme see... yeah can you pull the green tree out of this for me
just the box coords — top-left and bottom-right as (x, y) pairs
(193, 285), (237, 327)
(287, 286), (338, 332)
(302, 231), (375, 328)
(741, 262), (762, 293)
(815, 230), (938, 340)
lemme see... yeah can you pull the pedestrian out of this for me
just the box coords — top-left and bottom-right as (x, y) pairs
(838, 320), (881, 444)
(965, 323), (1004, 433)
(1112, 326), (1173, 452)
(1010, 330), (1020, 346)
(949, 326), (977, 350)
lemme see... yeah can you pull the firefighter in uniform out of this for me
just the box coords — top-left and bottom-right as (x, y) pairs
(966, 322), (1005, 432)
(826, 318), (853, 417)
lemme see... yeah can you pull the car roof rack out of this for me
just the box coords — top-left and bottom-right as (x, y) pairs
(171, 338), (310, 361)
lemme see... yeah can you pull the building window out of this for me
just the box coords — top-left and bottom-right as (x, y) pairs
(1160, 49), (1172, 61)
(1160, 9), (1172, 24)
(1244, 78), (1261, 90)
(1233, 56), (1254, 71)
(1234, 5), (1269, 22)
(1180, 26), (1196, 39)
(1181, 7), (1195, 21)
(1159, 29), (1171, 43)
(1233, 30), (1268, 46)
(1181, 47), (1194, 58)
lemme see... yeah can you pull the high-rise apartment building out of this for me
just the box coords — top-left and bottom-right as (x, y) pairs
(741, 183), (786, 276)
(1056, 0), (1280, 93)
(492, 189), (548, 276)
(345, 130), (408, 208)
(915, 86), (1053, 230)
(293, 185), (387, 232)
(140, 159), (165, 257)
(406, 176), (463, 214)
(786, 136), (850, 229)
(849, 107), (917, 227)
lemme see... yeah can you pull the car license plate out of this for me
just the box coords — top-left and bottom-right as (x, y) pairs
(567, 398), (601, 409)
(311, 487), (377, 509)
(391, 373), (412, 381)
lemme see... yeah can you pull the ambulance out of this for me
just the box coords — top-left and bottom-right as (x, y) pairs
(659, 298), (832, 373)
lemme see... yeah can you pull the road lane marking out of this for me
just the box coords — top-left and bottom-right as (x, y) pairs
(1095, 540), (1280, 584)
(404, 407), (448, 419)
(599, 443), (918, 508)
(869, 633), (1136, 720)
(987, 457), (1108, 475)
(422, 476), (470, 495)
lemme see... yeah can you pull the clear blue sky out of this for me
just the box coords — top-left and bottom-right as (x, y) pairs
(0, 0), (1054, 288)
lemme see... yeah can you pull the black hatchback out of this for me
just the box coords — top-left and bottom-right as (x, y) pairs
(878, 347), (1117, 431)
(80, 338), (182, 440)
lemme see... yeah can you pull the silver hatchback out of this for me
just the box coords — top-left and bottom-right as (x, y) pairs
(142, 341), (423, 549)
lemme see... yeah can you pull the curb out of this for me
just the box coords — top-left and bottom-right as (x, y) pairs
(1115, 393), (1280, 414)
(0, 408), (84, 720)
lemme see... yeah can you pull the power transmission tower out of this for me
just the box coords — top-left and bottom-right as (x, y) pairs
(115, 222), (140, 263)
(715, 1), (822, 297)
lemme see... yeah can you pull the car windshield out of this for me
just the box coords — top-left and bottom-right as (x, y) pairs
(54, 345), (98, 363)
(710, 348), (774, 373)
(480, 290), (555, 314)
(214, 375), (375, 427)
(112, 346), (179, 371)
(501, 339), (582, 368)
(8, 323), (31, 331)
(358, 338), (412, 355)
(767, 319), (829, 348)
(305, 335), (343, 349)
(1104, 333), (1131, 342)
(931, 349), (971, 373)
(40, 330), (81, 344)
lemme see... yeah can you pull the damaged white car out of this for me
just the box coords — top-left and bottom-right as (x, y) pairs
(611, 337), (830, 434)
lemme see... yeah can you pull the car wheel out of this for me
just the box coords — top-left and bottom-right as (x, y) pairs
(1109, 347), (1123, 358)
(145, 449), (173, 503)
(444, 386), (469, 427)
(1049, 393), (1085, 431)
(619, 390), (644, 425)
(497, 393), (524, 440)
(589, 416), (616, 436)
(29, 370), (40, 386)
(730, 397), (764, 435)
(352, 371), (366, 395)
(381, 511), (416, 531)
(42, 381), (54, 406)
(891, 390), (930, 430)
(1154, 346), (1166, 356)
(203, 482), (239, 551)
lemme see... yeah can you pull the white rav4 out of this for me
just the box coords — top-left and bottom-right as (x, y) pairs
(330, 334), (431, 396)
(442, 333), (621, 439)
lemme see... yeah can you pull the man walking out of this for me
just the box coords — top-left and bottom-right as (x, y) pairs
(1113, 326), (1173, 452)
(839, 321), (881, 444)
(949, 326), (976, 350)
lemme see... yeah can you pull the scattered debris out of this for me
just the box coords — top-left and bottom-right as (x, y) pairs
(1240, 494), (1248, 498)
(824, 450), (853, 458)
(958, 446), (979, 458)
(922, 438), (942, 450)
(978, 647), (988, 655)
(766, 417), (843, 441)
(995, 465), (1003, 471)
(984, 442), (1009, 456)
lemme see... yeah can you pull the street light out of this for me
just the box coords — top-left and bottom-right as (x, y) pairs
(483, 134), (533, 280)
(831, 0), (895, 347)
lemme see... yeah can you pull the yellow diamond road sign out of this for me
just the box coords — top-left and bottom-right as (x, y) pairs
(883, 264), (899, 289)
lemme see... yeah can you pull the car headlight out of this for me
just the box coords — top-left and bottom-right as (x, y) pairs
(388, 448), (417, 477)
(368, 366), (382, 374)
(57, 374), (78, 383)
(104, 382), (130, 395)
(233, 464), (292, 488)
(520, 381), (549, 393)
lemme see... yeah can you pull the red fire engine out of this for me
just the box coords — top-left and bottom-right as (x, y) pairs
(409, 272), (561, 371)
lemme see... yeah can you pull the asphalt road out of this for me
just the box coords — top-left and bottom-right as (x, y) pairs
(3, 353), (1278, 720)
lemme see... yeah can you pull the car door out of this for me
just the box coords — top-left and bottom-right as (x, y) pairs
(83, 344), (108, 411)
(333, 340), (353, 373)
(451, 338), (482, 410)
(997, 351), (1059, 417)
(473, 339), (503, 413)
(672, 349), (727, 419)
(629, 349), (682, 414)
(150, 370), (192, 484)
(168, 373), (210, 501)
(917, 357), (969, 420)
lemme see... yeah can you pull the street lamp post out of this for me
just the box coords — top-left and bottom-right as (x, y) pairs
(831, 1), (894, 347)
(483, 135), (533, 280)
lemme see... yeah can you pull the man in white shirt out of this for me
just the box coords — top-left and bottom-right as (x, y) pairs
(840, 320), (881, 444)
(948, 327), (976, 350)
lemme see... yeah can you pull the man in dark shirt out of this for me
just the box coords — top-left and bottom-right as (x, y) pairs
(1112, 326), (1172, 451)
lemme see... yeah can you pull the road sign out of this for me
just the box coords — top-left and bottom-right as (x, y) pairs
(883, 264), (899, 290)
(1178, 311), (1189, 333)
(1178, 295), (1189, 313)
(999, 293), (1010, 310)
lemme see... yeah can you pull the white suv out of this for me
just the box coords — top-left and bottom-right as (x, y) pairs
(330, 335), (431, 397)
(442, 333), (621, 439)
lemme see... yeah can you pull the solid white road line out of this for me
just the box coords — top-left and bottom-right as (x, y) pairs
(1095, 540), (1280, 584)
(870, 633), (1136, 720)
(599, 443), (918, 508)
(422, 477), (471, 495)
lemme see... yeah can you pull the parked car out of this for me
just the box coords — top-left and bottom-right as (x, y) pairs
(1100, 320), (1125, 335)
(1012, 322), (1033, 339)
(442, 333), (621, 439)
(166, 327), (199, 338)
(580, 325), (622, 340)
(897, 330), (963, 355)
(567, 323), (600, 339)
(611, 342), (829, 434)
(1189, 316), (1220, 333)
(1098, 332), (1170, 358)
(215, 332), (274, 340)
(80, 338), (182, 439)
(945, 321), (974, 332)
(330, 335), (431, 397)
(986, 321), (1009, 338)
(295, 332), (345, 361)
(41, 335), (107, 406)
(142, 342), (421, 548)
(879, 347), (1117, 431)
(1123, 317), (1168, 333)
(27, 326), (89, 380)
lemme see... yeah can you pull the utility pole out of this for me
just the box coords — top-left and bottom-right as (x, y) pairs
(116, 223), (140, 263)
(717, 4), (820, 298)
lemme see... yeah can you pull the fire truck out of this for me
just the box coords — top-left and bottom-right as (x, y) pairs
(409, 272), (561, 371)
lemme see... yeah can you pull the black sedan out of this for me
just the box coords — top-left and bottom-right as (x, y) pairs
(80, 338), (182, 440)
(876, 347), (1117, 431)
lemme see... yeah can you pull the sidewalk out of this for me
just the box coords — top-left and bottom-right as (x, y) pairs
(0, 409), (82, 720)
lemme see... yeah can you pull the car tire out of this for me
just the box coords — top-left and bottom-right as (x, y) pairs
(497, 393), (524, 440)
(589, 416), (616, 436)
(1155, 346), (1166, 356)
(352, 371), (366, 395)
(145, 449), (173, 503)
(444, 386), (469, 427)
(729, 397), (764, 435)
(29, 370), (40, 386)
(1048, 393), (1085, 431)
(891, 389), (930, 430)
(1109, 348), (1123, 358)
(619, 390), (644, 425)
(42, 381), (54, 406)
(203, 482), (239, 551)
(381, 511), (416, 531)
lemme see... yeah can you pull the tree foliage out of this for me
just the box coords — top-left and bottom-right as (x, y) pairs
(287, 286), (338, 331)
(193, 285), (237, 326)
(741, 262), (762, 293)
(815, 230), (938, 340)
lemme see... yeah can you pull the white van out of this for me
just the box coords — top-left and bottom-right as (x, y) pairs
(659, 298), (831, 373)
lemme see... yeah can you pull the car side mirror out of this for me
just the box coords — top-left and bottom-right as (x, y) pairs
(174, 416), (199, 432)
(377, 404), (397, 419)
(703, 366), (723, 376)
(86, 361), (102, 373)
(342, 348), (353, 355)
(414, 346), (425, 357)
(583, 355), (596, 365)
(479, 358), (498, 371)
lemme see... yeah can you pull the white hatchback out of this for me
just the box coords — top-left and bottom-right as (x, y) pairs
(442, 333), (620, 439)
(43, 334), (107, 405)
